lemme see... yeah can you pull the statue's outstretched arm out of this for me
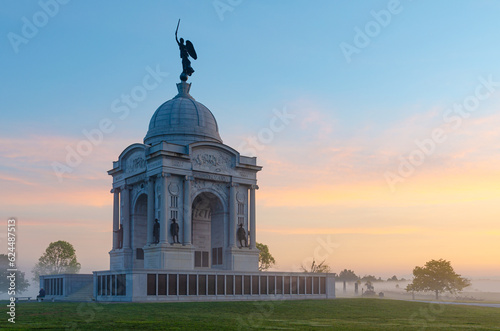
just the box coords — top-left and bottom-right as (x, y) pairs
(175, 19), (180, 45)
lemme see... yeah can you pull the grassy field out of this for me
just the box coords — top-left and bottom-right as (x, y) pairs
(1, 298), (500, 330)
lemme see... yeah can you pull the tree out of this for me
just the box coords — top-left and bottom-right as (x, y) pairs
(337, 269), (359, 282)
(406, 259), (471, 300)
(0, 254), (30, 294)
(256, 242), (275, 271)
(362, 280), (376, 297)
(301, 258), (331, 273)
(387, 275), (398, 281)
(360, 275), (378, 282)
(32, 240), (81, 282)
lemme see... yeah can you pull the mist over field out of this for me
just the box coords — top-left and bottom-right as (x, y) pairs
(335, 278), (500, 302)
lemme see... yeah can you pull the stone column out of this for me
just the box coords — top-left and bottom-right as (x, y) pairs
(159, 173), (169, 244)
(249, 185), (258, 249)
(147, 176), (155, 245)
(183, 176), (192, 245)
(112, 188), (120, 250)
(229, 183), (238, 248)
(122, 185), (131, 249)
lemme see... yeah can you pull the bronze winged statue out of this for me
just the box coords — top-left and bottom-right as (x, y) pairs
(175, 19), (197, 81)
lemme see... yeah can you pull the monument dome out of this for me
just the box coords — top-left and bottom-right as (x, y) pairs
(144, 82), (222, 146)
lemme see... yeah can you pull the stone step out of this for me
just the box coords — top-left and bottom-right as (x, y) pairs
(66, 283), (94, 301)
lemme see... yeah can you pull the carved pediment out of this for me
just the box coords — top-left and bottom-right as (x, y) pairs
(191, 147), (234, 174)
(118, 144), (147, 175)
(125, 152), (146, 174)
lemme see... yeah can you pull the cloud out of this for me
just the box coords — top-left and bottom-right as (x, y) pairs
(0, 133), (134, 207)
(260, 226), (423, 235)
(248, 97), (500, 208)
(0, 174), (37, 186)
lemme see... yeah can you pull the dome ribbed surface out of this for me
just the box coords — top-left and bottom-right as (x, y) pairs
(144, 82), (222, 146)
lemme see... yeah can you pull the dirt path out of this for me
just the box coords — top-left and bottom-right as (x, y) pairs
(415, 300), (500, 308)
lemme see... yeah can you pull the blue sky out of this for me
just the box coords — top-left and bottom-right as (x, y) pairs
(1, 1), (500, 279)
(3, 1), (500, 132)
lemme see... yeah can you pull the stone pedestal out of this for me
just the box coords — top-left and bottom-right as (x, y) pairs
(143, 244), (195, 270)
(109, 248), (133, 270)
(226, 247), (260, 272)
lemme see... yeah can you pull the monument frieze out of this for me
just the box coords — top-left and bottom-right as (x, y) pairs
(191, 149), (233, 174)
(192, 171), (230, 182)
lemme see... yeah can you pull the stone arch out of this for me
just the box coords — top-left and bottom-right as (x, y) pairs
(132, 193), (147, 268)
(191, 185), (228, 210)
(191, 190), (227, 268)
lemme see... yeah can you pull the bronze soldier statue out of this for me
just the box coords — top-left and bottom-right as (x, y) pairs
(113, 224), (123, 249)
(171, 218), (180, 244)
(153, 219), (160, 244)
(237, 223), (248, 247)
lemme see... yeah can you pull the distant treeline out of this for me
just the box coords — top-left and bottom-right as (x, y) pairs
(335, 269), (406, 282)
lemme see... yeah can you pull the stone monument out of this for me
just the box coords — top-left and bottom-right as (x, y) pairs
(41, 24), (335, 302)
(107, 78), (261, 272)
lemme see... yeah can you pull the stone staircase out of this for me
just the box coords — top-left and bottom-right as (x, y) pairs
(65, 282), (94, 302)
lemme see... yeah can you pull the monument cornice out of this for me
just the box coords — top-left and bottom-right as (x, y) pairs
(192, 170), (230, 183)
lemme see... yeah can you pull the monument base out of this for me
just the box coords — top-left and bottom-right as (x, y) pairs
(227, 246), (260, 271)
(93, 269), (336, 302)
(143, 243), (195, 270)
(109, 248), (133, 270)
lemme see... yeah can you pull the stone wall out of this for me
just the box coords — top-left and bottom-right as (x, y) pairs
(94, 270), (335, 302)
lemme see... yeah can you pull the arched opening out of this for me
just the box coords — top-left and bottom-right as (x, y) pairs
(192, 192), (225, 269)
(132, 193), (147, 269)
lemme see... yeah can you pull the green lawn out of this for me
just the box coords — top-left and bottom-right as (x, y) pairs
(1, 298), (500, 330)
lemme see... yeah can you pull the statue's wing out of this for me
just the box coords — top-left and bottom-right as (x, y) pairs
(186, 40), (197, 60)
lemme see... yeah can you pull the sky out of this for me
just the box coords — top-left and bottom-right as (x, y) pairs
(1, 0), (500, 281)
